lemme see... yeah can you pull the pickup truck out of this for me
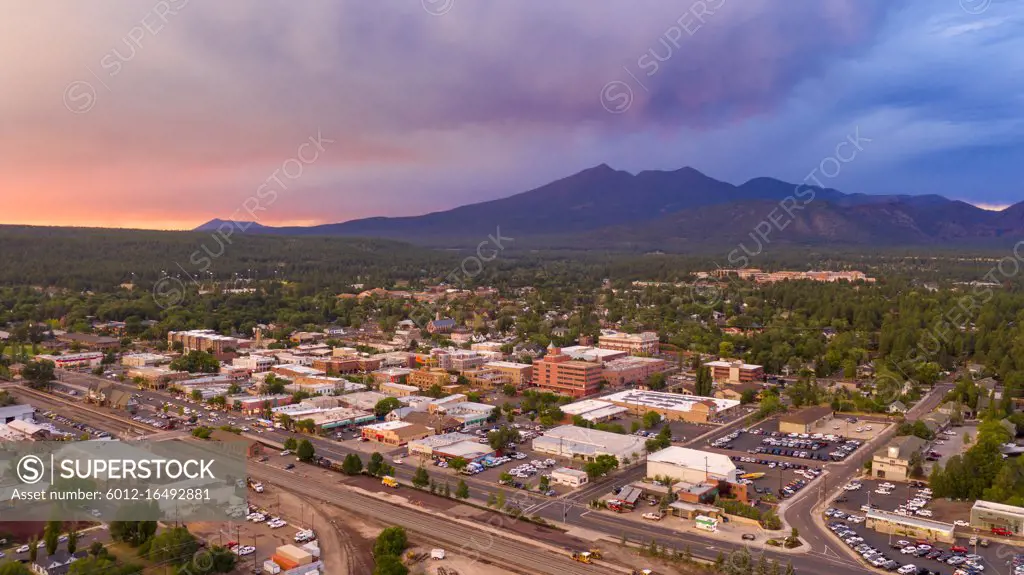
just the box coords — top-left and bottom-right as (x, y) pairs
(641, 512), (664, 521)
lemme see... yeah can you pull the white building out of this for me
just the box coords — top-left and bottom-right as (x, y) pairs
(550, 467), (589, 488)
(233, 355), (276, 373)
(559, 399), (629, 423)
(533, 425), (646, 462)
(646, 446), (738, 484)
(0, 404), (36, 423)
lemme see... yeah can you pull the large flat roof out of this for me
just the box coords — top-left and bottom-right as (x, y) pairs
(867, 509), (954, 533)
(972, 500), (1024, 517)
(601, 390), (740, 413)
(647, 446), (736, 477)
(539, 425), (646, 454)
(560, 399), (613, 415)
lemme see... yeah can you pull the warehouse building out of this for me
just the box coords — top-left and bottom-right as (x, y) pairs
(600, 390), (740, 424)
(970, 500), (1024, 535)
(865, 510), (955, 543)
(533, 425), (646, 462)
(646, 446), (739, 484)
(778, 405), (834, 434)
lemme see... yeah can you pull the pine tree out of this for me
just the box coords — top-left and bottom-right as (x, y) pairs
(455, 479), (469, 499)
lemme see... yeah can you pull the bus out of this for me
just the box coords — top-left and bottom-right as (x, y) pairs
(255, 418), (274, 429)
(695, 515), (718, 533)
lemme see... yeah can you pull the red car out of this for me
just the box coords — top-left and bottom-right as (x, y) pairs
(950, 546), (967, 553)
(991, 527), (1013, 536)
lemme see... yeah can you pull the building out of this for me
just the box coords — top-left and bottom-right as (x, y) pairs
(272, 364), (326, 379)
(597, 330), (660, 355)
(601, 357), (670, 387)
(167, 329), (249, 353)
(233, 354), (276, 373)
(646, 446), (739, 484)
(427, 318), (457, 334)
(778, 406), (834, 434)
(339, 391), (389, 412)
(408, 432), (493, 461)
(865, 510), (955, 543)
(559, 346), (627, 363)
(600, 390), (740, 424)
(436, 401), (494, 428)
(0, 404), (36, 423)
(361, 421), (432, 446)
(533, 425), (646, 461)
(463, 367), (507, 389)
(970, 500), (1024, 535)
(704, 359), (764, 384)
(381, 382), (420, 397)
(373, 367), (413, 384)
(407, 432), (478, 458)
(483, 361), (533, 387)
(305, 407), (375, 431)
(0, 419), (50, 441)
(714, 382), (762, 402)
(871, 435), (927, 482)
(921, 412), (951, 434)
(313, 356), (382, 375)
(408, 368), (454, 390)
(533, 345), (604, 398)
(284, 381), (336, 396)
(127, 366), (190, 389)
(29, 550), (88, 575)
(121, 353), (171, 367)
(229, 394), (293, 414)
(210, 429), (264, 458)
(395, 411), (463, 434)
(35, 352), (103, 369)
(550, 467), (589, 488)
(559, 399), (629, 423)
(449, 353), (485, 373)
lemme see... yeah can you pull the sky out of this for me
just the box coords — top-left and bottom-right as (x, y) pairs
(1, 0), (1021, 230)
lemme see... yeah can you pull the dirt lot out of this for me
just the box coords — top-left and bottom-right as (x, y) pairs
(402, 545), (518, 575)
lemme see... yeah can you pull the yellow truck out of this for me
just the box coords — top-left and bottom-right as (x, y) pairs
(571, 551), (592, 564)
(381, 476), (399, 488)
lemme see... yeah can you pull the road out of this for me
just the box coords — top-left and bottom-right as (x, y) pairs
(782, 382), (954, 561)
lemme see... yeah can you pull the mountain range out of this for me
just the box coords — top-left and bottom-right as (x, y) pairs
(195, 165), (1024, 250)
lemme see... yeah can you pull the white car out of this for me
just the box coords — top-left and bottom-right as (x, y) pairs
(954, 520), (970, 527)
(915, 510), (933, 517)
(898, 565), (918, 575)
(901, 546), (918, 555)
(15, 545), (29, 554)
(393, 458), (403, 465)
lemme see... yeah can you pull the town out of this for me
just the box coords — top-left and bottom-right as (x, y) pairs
(3, 262), (1024, 575)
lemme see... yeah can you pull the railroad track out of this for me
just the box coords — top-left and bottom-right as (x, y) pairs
(251, 465), (623, 575)
(9, 386), (154, 436)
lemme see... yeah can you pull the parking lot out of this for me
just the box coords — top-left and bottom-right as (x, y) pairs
(705, 425), (867, 465)
(826, 516), (1003, 575)
(727, 455), (822, 502)
(36, 409), (112, 439)
(924, 426), (976, 476)
(832, 478), (973, 526)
